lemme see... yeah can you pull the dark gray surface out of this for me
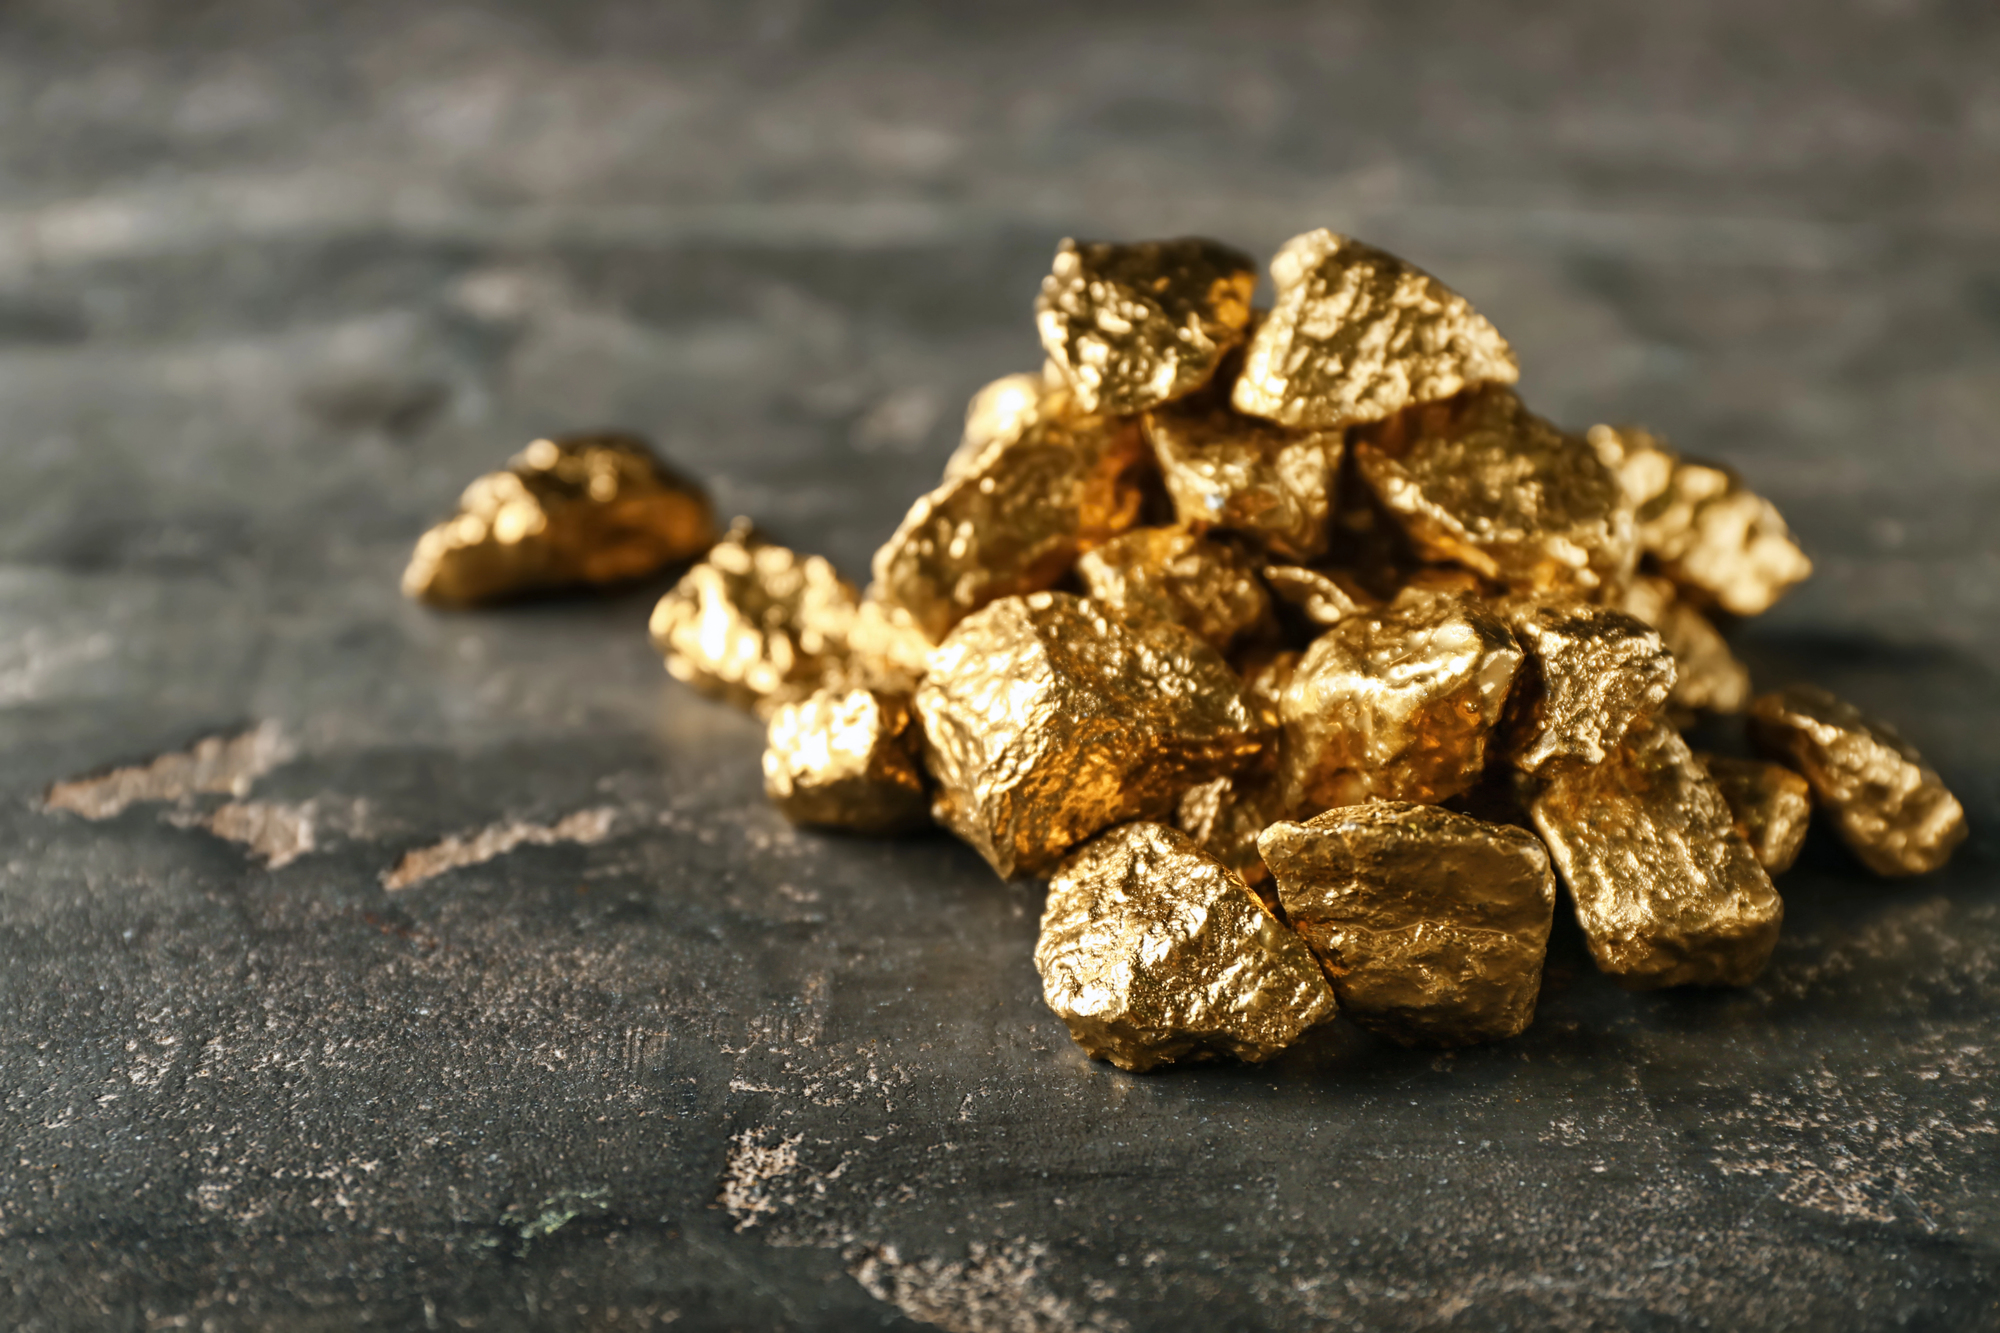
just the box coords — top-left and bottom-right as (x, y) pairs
(3, 2), (1998, 1329)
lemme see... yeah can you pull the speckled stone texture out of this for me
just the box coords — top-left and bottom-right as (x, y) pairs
(1, 2), (1996, 1329)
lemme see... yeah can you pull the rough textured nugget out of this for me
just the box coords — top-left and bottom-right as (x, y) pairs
(1280, 595), (1521, 812)
(649, 520), (858, 716)
(1143, 397), (1343, 560)
(913, 593), (1269, 880)
(1698, 753), (1813, 874)
(1262, 565), (1365, 627)
(870, 408), (1147, 642)
(404, 433), (714, 605)
(1354, 386), (1635, 593)
(1176, 771), (1285, 888)
(1531, 716), (1783, 988)
(1502, 600), (1675, 773)
(832, 597), (934, 694)
(1748, 685), (1967, 877)
(941, 371), (1062, 483)
(1075, 527), (1272, 652)
(1615, 575), (1750, 716)
(1035, 237), (1258, 415)
(1260, 803), (1555, 1046)
(1231, 230), (1518, 430)
(763, 688), (929, 834)
(1034, 822), (1336, 1072)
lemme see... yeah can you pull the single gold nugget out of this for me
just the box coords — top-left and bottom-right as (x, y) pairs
(1698, 754), (1812, 874)
(870, 408), (1147, 642)
(1176, 771), (1286, 888)
(1748, 685), (1967, 877)
(940, 371), (1062, 483)
(1035, 237), (1258, 415)
(404, 433), (715, 605)
(1354, 386), (1635, 594)
(1261, 565), (1366, 628)
(914, 592), (1269, 879)
(1260, 802), (1556, 1047)
(1502, 600), (1675, 773)
(1143, 397), (1344, 560)
(1531, 716), (1782, 989)
(1615, 575), (1750, 717)
(1280, 594), (1522, 812)
(1075, 527), (1273, 653)
(1231, 229), (1518, 430)
(649, 520), (858, 716)
(1035, 822), (1336, 1072)
(763, 687), (929, 834)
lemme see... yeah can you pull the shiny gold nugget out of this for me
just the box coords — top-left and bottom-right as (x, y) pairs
(1261, 565), (1365, 628)
(1232, 229), (1518, 430)
(1502, 600), (1675, 773)
(763, 687), (929, 834)
(1615, 575), (1750, 717)
(1035, 822), (1335, 1072)
(1075, 527), (1273, 653)
(941, 371), (1062, 483)
(404, 433), (714, 605)
(1260, 802), (1556, 1046)
(913, 592), (1269, 879)
(1532, 716), (1782, 989)
(1036, 237), (1258, 415)
(1143, 397), (1343, 560)
(1748, 685), (1967, 877)
(1698, 754), (1812, 875)
(1176, 771), (1286, 888)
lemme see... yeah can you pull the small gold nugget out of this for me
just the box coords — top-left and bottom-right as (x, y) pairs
(1615, 575), (1750, 717)
(1281, 594), (1521, 811)
(1075, 527), (1273, 653)
(1143, 397), (1344, 560)
(1261, 565), (1365, 627)
(1502, 601), (1675, 773)
(1232, 229), (1518, 430)
(1036, 237), (1258, 415)
(404, 433), (715, 605)
(1176, 771), (1286, 888)
(941, 371), (1061, 483)
(1034, 822), (1336, 1072)
(1748, 685), (1967, 877)
(914, 592), (1269, 879)
(1354, 386), (1635, 593)
(1260, 802), (1556, 1046)
(763, 688), (929, 834)
(1698, 754), (1812, 874)
(1532, 716), (1782, 988)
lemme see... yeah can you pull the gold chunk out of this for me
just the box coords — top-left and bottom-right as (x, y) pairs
(1531, 716), (1783, 988)
(1614, 575), (1750, 716)
(1354, 386), (1635, 593)
(1231, 230), (1518, 430)
(833, 597), (934, 695)
(913, 592), (1269, 879)
(870, 408), (1148, 642)
(1697, 754), (1812, 874)
(1143, 397), (1343, 560)
(1034, 822), (1335, 1072)
(1035, 237), (1258, 415)
(1176, 771), (1285, 888)
(1261, 565), (1365, 627)
(941, 371), (1062, 483)
(1075, 527), (1273, 653)
(1748, 685), (1967, 877)
(1501, 600), (1675, 773)
(1260, 802), (1556, 1046)
(649, 520), (858, 716)
(763, 687), (929, 834)
(404, 433), (715, 605)
(1280, 594), (1522, 812)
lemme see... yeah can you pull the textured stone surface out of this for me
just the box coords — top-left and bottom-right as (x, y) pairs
(3, 2), (1998, 1329)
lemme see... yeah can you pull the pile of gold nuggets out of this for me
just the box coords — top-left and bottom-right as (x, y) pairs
(406, 230), (1968, 1073)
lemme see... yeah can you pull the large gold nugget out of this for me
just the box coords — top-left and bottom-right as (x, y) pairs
(1698, 754), (1812, 874)
(1615, 575), (1750, 717)
(913, 593), (1269, 879)
(1034, 822), (1335, 1072)
(1035, 237), (1257, 415)
(404, 433), (715, 605)
(1281, 595), (1521, 811)
(649, 521), (858, 716)
(1748, 685), (1967, 877)
(1231, 230), (1518, 430)
(1260, 803), (1556, 1046)
(1143, 398), (1343, 560)
(763, 688), (929, 834)
(1075, 527), (1273, 653)
(1354, 386), (1635, 593)
(1531, 716), (1783, 989)
(870, 409), (1147, 642)
(1502, 601), (1675, 773)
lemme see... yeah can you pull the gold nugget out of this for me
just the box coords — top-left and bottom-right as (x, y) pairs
(1501, 600), (1675, 773)
(1532, 716), (1782, 988)
(1232, 230), (1518, 430)
(1260, 802), (1556, 1046)
(941, 371), (1062, 483)
(763, 688), (929, 834)
(1034, 822), (1335, 1072)
(1615, 575), (1750, 717)
(1748, 685), (1966, 877)
(1143, 397), (1344, 560)
(914, 593), (1269, 879)
(1698, 754), (1812, 874)
(1075, 527), (1273, 653)
(1036, 237), (1258, 415)
(404, 433), (714, 605)
(1176, 771), (1285, 888)
(1261, 565), (1366, 627)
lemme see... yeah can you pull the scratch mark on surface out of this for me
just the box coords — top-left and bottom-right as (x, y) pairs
(850, 1239), (1126, 1333)
(381, 807), (617, 890)
(42, 721), (291, 818)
